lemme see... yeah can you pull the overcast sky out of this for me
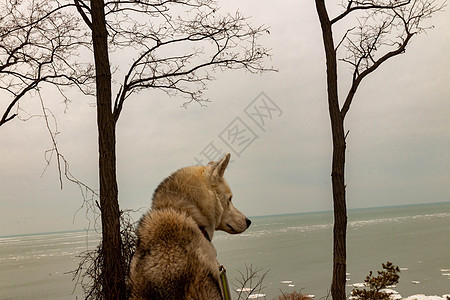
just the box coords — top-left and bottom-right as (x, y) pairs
(1, 0), (449, 236)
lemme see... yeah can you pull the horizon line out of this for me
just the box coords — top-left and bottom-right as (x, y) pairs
(1, 201), (449, 238)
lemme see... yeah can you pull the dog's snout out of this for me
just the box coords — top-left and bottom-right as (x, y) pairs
(245, 218), (252, 228)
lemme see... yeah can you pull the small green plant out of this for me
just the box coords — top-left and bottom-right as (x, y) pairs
(351, 261), (401, 300)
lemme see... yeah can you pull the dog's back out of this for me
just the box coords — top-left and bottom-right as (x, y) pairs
(129, 208), (223, 300)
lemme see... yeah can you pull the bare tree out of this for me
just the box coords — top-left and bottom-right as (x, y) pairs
(80, 1), (272, 297)
(0, 0), (93, 128)
(314, 0), (444, 299)
(1, 0), (272, 298)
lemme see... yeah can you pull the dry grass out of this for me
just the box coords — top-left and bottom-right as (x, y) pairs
(276, 291), (313, 300)
(70, 210), (138, 299)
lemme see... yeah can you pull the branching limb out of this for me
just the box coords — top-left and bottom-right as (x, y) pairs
(110, 7), (273, 121)
(335, 27), (357, 51)
(337, 0), (445, 118)
(74, 0), (92, 30)
(332, 0), (412, 24)
(0, 0), (94, 128)
(341, 31), (413, 118)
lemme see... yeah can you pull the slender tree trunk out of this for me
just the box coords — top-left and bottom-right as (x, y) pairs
(90, 0), (126, 298)
(330, 127), (347, 300)
(315, 1), (347, 299)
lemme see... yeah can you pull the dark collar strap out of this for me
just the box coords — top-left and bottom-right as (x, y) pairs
(199, 226), (211, 242)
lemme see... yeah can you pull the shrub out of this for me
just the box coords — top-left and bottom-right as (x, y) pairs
(351, 261), (401, 300)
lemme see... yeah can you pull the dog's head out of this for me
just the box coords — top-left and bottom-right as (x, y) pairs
(151, 153), (251, 238)
(204, 153), (251, 234)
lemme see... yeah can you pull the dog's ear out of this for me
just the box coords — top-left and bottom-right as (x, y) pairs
(207, 153), (231, 179)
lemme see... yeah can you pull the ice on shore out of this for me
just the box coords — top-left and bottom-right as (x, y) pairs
(236, 288), (266, 299)
(380, 288), (402, 300)
(280, 280), (295, 287)
(440, 268), (450, 277)
(352, 282), (367, 288)
(403, 295), (450, 300)
(281, 280), (292, 284)
(236, 287), (252, 292)
(350, 291), (450, 300)
(248, 293), (266, 299)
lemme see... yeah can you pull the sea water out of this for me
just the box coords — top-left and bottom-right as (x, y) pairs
(0, 231), (98, 299)
(1, 202), (449, 299)
(214, 202), (450, 299)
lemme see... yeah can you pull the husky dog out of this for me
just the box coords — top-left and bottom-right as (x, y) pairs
(129, 154), (251, 300)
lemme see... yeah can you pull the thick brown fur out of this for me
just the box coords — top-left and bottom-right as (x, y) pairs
(129, 154), (250, 300)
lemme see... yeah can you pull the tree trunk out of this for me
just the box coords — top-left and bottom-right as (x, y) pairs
(90, 0), (127, 298)
(315, 1), (348, 299)
(330, 128), (347, 300)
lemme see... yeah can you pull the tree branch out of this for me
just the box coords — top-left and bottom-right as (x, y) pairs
(341, 32), (413, 118)
(0, 80), (41, 127)
(331, 0), (412, 24)
(338, 0), (444, 119)
(74, 0), (93, 30)
(0, 0), (94, 128)
(110, 8), (273, 121)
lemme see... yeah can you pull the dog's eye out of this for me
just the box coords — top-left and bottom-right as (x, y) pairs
(228, 196), (232, 202)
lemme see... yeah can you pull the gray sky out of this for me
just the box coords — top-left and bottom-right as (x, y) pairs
(1, 0), (449, 236)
